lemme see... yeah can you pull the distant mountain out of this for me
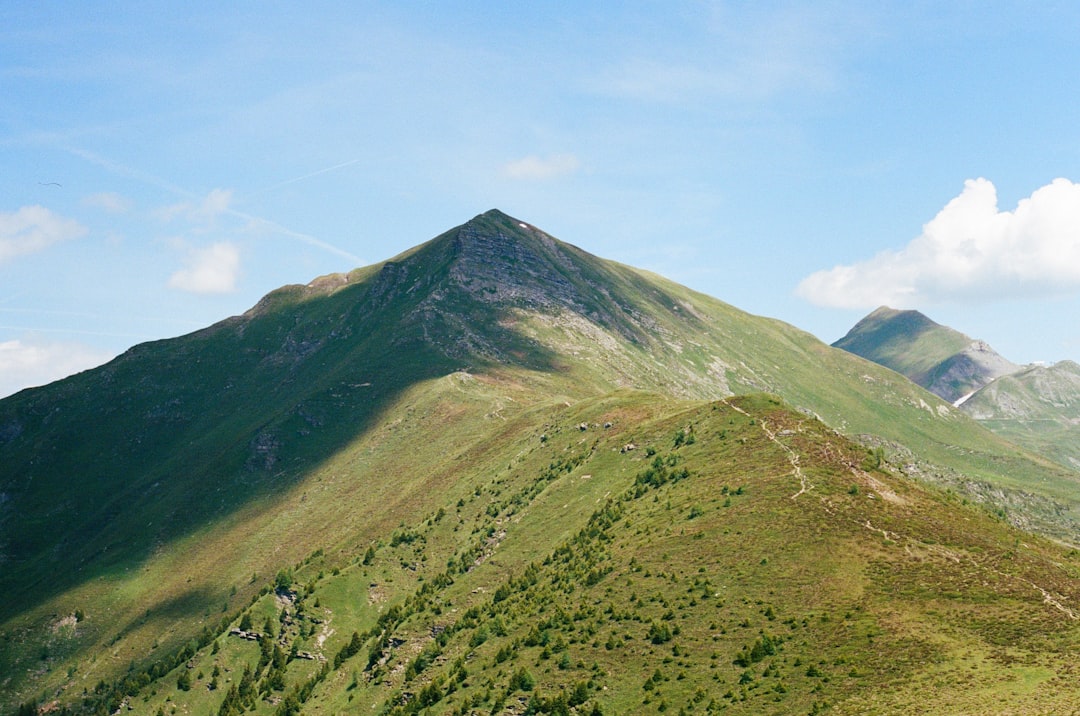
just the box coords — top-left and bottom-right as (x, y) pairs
(4, 211), (1080, 714)
(835, 307), (1080, 472)
(832, 306), (1019, 404)
(963, 360), (1080, 471)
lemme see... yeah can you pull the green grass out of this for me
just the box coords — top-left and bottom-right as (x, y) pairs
(962, 361), (1080, 471)
(832, 306), (972, 381)
(4, 210), (1080, 714)
(50, 394), (1080, 715)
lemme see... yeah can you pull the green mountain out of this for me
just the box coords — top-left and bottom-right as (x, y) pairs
(832, 306), (1018, 404)
(962, 361), (1080, 471)
(835, 307), (1080, 472)
(4, 210), (1080, 714)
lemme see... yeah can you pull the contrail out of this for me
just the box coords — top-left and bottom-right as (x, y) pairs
(64, 146), (364, 264)
(65, 146), (196, 199)
(244, 158), (364, 198)
(229, 210), (364, 264)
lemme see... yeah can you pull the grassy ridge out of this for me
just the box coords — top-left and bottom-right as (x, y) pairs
(831, 306), (1018, 404)
(962, 361), (1080, 471)
(40, 394), (1080, 715)
(833, 307), (1080, 474)
(831, 306), (971, 380)
(4, 210), (1080, 713)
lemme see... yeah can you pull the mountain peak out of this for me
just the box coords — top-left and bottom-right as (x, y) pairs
(471, 207), (524, 224)
(446, 210), (575, 303)
(8, 209), (1080, 714)
(835, 306), (1018, 403)
(452, 209), (562, 258)
(452, 209), (552, 254)
(849, 306), (941, 339)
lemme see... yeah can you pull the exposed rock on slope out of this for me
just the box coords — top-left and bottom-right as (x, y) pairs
(928, 340), (1021, 405)
(4, 210), (1080, 714)
(833, 306), (1018, 403)
(962, 360), (1080, 469)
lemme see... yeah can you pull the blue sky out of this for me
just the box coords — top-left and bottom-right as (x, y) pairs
(3, 2), (1080, 397)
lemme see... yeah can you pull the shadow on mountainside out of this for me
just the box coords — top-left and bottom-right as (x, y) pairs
(0, 219), (571, 624)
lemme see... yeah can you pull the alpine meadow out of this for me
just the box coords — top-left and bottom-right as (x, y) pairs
(4, 211), (1080, 716)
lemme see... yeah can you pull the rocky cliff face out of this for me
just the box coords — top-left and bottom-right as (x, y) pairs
(929, 340), (1021, 404)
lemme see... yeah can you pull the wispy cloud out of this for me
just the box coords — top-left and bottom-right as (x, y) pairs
(590, 60), (728, 103)
(65, 146), (194, 198)
(797, 178), (1080, 308)
(0, 205), (87, 264)
(234, 213), (363, 264)
(0, 336), (114, 399)
(501, 153), (581, 180)
(168, 242), (241, 294)
(66, 148), (363, 263)
(245, 158), (363, 198)
(158, 188), (233, 226)
(82, 191), (133, 214)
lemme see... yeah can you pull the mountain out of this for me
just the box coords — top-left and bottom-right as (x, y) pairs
(962, 360), (1080, 471)
(834, 306), (1080, 471)
(4, 210), (1080, 714)
(831, 306), (1019, 404)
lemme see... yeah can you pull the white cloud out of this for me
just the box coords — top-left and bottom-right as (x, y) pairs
(158, 188), (233, 225)
(797, 178), (1080, 308)
(500, 153), (581, 180)
(197, 188), (233, 221)
(82, 191), (133, 214)
(168, 242), (241, 294)
(0, 336), (114, 399)
(0, 205), (87, 264)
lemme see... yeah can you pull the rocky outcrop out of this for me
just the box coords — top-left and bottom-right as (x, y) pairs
(926, 340), (1019, 404)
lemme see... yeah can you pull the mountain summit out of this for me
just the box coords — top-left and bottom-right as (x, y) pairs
(833, 306), (1018, 403)
(834, 306), (1080, 471)
(367, 209), (658, 358)
(4, 212), (1080, 714)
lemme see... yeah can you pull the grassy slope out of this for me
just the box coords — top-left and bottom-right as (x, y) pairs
(832, 306), (1080, 474)
(66, 394), (1080, 716)
(963, 361), (1080, 471)
(4, 211), (1080, 713)
(831, 307), (970, 381)
(592, 271), (1080, 530)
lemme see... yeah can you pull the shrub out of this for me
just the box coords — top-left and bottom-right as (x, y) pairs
(509, 667), (535, 692)
(648, 622), (673, 644)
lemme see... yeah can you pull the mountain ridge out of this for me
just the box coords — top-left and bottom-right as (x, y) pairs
(834, 306), (1080, 470)
(962, 359), (1080, 470)
(5, 211), (1080, 714)
(832, 306), (1018, 403)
